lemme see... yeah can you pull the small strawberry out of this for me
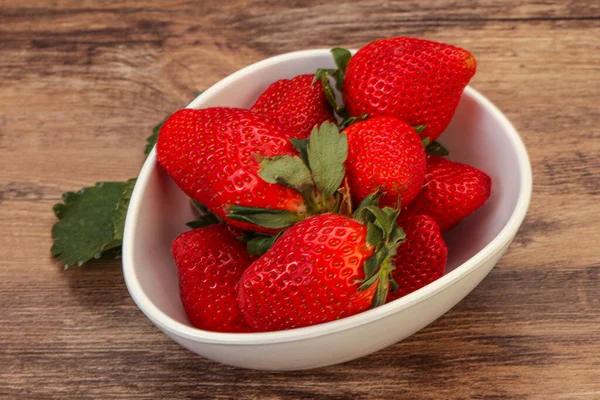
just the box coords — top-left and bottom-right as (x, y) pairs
(238, 201), (405, 332)
(344, 116), (426, 208)
(156, 107), (305, 232)
(172, 224), (253, 333)
(387, 215), (447, 302)
(251, 74), (333, 139)
(343, 37), (476, 142)
(403, 155), (492, 232)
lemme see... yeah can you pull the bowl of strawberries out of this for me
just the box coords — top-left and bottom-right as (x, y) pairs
(122, 37), (532, 370)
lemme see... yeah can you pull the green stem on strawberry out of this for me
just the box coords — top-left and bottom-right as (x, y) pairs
(313, 47), (352, 120)
(353, 196), (406, 308)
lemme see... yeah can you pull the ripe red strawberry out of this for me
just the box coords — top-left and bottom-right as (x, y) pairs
(343, 37), (476, 142)
(172, 224), (253, 333)
(387, 215), (447, 302)
(156, 107), (305, 232)
(238, 210), (404, 331)
(403, 155), (492, 232)
(344, 116), (426, 208)
(251, 74), (333, 139)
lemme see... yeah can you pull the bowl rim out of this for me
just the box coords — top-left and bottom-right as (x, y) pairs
(122, 49), (532, 346)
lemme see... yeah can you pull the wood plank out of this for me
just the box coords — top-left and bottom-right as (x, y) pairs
(1, 20), (599, 200)
(1, 1), (599, 398)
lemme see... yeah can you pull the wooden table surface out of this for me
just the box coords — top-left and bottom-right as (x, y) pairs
(2, 1), (599, 399)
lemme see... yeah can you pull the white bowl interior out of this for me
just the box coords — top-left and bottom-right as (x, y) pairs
(124, 50), (529, 347)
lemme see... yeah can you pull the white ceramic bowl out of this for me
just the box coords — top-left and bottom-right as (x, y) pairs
(122, 49), (532, 371)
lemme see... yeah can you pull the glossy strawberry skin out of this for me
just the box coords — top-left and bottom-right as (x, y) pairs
(344, 116), (426, 208)
(156, 108), (305, 232)
(343, 37), (476, 142)
(238, 213), (376, 332)
(251, 74), (333, 139)
(403, 155), (492, 232)
(387, 215), (447, 302)
(172, 225), (254, 333)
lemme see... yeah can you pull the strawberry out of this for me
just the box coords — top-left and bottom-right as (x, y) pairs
(403, 155), (492, 232)
(343, 37), (476, 142)
(172, 224), (253, 333)
(225, 122), (353, 234)
(344, 116), (426, 208)
(156, 107), (305, 232)
(387, 215), (447, 302)
(251, 74), (333, 139)
(238, 203), (405, 332)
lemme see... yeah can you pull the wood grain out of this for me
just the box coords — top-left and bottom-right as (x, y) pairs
(1, 1), (599, 399)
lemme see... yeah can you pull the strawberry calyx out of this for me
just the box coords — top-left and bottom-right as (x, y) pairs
(186, 200), (222, 228)
(414, 124), (427, 135)
(227, 121), (349, 234)
(419, 124), (449, 156)
(339, 113), (369, 130)
(353, 193), (406, 307)
(313, 47), (352, 118)
(425, 140), (450, 156)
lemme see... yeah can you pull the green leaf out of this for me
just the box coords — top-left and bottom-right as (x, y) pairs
(366, 221), (383, 247)
(353, 190), (382, 223)
(372, 274), (390, 307)
(290, 138), (309, 165)
(421, 137), (431, 147)
(320, 73), (344, 113)
(307, 122), (348, 201)
(258, 156), (314, 197)
(331, 47), (352, 76)
(247, 232), (282, 256)
(330, 47), (352, 91)
(358, 269), (381, 292)
(426, 141), (450, 156)
(186, 200), (221, 228)
(144, 91), (203, 155)
(314, 69), (346, 115)
(362, 245), (388, 282)
(227, 205), (303, 229)
(389, 278), (399, 293)
(352, 201), (405, 308)
(111, 178), (137, 243)
(413, 124), (427, 134)
(339, 113), (369, 130)
(313, 68), (335, 85)
(51, 181), (132, 268)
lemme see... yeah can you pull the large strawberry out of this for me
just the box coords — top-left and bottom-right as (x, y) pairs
(156, 107), (305, 232)
(387, 215), (447, 302)
(343, 37), (476, 142)
(403, 155), (492, 232)
(172, 224), (253, 333)
(344, 116), (426, 208)
(238, 200), (405, 332)
(251, 74), (333, 139)
(224, 121), (352, 235)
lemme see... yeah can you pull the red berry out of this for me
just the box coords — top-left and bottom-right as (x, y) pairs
(156, 108), (305, 232)
(344, 116), (426, 207)
(387, 215), (447, 302)
(251, 74), (333, 139)
(238, 213), (376, 331)
(172, 225), (253, 333)
(343, 37), (476, 141)
(403, 155), (492, 232)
